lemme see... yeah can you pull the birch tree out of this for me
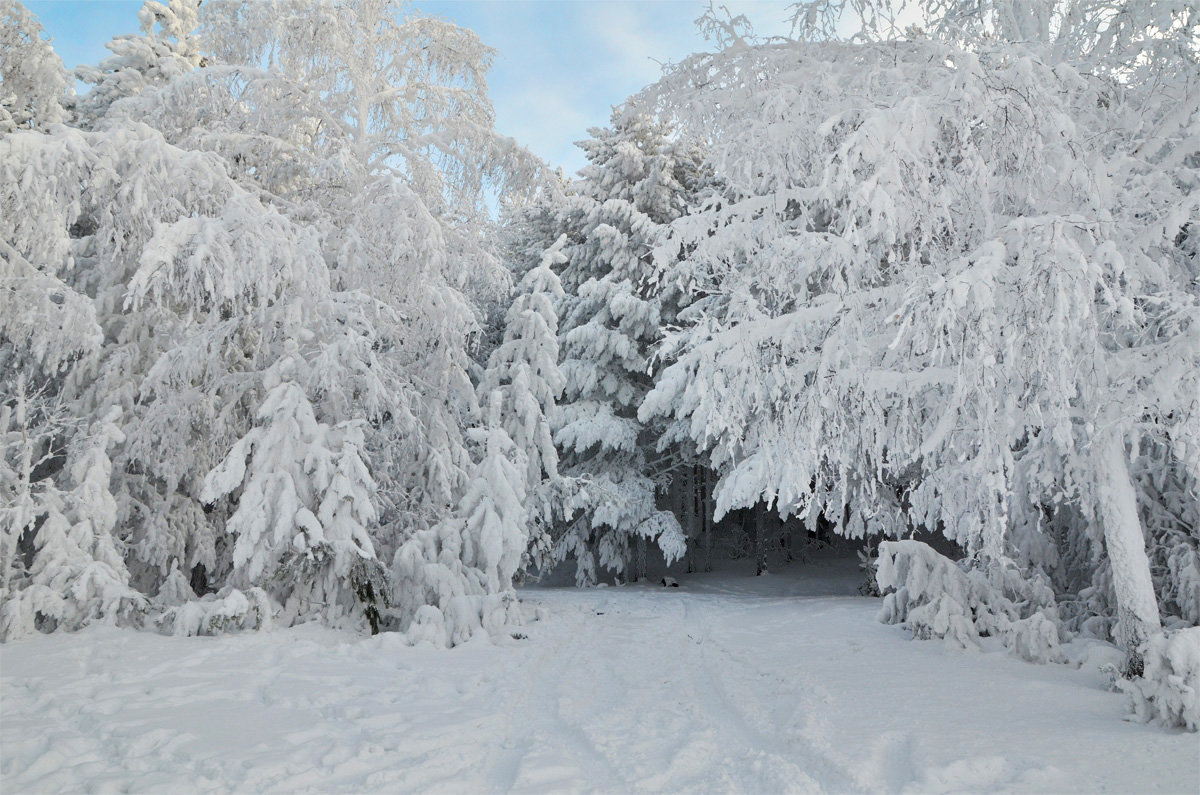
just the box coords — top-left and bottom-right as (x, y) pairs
(640, 3), (1198, 671)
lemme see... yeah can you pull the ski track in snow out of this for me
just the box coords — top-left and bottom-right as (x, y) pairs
(2, 559), (1196, 794)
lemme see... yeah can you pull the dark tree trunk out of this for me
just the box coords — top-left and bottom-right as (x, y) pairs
(782, 514), (794, 563)
(700, 466), (713, 572)
(747, 503), (768, 576)
(683, 465), (696, 574)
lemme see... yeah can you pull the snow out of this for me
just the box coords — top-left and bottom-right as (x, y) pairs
(1122, 627), (1200, 732)
(3, 556), (1194, 793)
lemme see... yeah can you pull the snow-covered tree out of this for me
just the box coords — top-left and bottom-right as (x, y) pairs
(387, 240), (563, 640)
(201, 359), (383, 631)
(0, 0), (69, 133)
(3, 0), (549, 639)
(1120, 626), (1200, 731)
(72, 0), (204, 128)
(541, 112), (712, 584)
(479, 235), (569, 571)
(1, 380), (65, 629)
(199, 0), (537, 217)
(459, 395), (529, 597)
(0, 129), (103, 379)
(115, 0), (548, 553)
(481, 236), (567, 491)
(876, 539), (1065, 663)
(638, 4), (1198, 671)
(0, 106), (399, 628)
(390, 395), (528, 646)
(1, 407), (144, 640)
(1136, 443), (1200, 629)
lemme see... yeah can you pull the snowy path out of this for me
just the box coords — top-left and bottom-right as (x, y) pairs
(2, 559), (1196, 793)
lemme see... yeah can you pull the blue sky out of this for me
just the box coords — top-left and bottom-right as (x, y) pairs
(25, 0), (795, 175)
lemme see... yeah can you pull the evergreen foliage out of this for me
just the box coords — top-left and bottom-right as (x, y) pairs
(1, 0), (1196, 731)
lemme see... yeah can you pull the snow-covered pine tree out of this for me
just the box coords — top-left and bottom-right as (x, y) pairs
(2, 0), (556, 638)
(479, 235), (568, 572)
(1, 92), (400, 627)
(385, 224), (568, 641)
(0, 10), (139, 639)
(1135, 441), (1200, 629)
(482, 236), (567, 491)
(0, 407), (144, 640)
(459, 394), (528, 603)
(117, 154), (407, 627)
(1, 380), (68, 634)
(201, 358), (384, 631)
(0, 5), (98, 376)
(389, 230), (570, 642)
(118, 0), (548, 560)
(545, 111), (712, 584)
(390, 393), (528, 645)
(72, 0), (204, 129)
(0, 0), (550, 637)
(63, 123), (324, 602)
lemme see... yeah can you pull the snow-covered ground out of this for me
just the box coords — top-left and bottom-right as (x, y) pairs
(2, 556), (1195, 794)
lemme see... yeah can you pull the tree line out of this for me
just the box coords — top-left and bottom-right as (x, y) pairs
(1, 0), (1196, 729)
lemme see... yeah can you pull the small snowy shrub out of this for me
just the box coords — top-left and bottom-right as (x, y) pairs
(405, 603), (448, 646)
(154, 562), (196, 607)
(877, 540), (1066, 662)
(155, 587), (274, 637)
(1003, 612), (1068, 665)
(906, 593), (979, 648)
(877, 540), (979, 648)
(1120, 628), (1200, 732)
(857, 543), (880, 597)
(390, 513), (524, 647)
(1154, 531), (1200, 629)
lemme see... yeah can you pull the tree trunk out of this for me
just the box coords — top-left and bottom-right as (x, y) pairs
(700, 466), (713, 572)
(683, 466), (696, 574)
(753, 503), (768, 576)
(1095, 433), (1161, 677)
(782, 514), (794, 563)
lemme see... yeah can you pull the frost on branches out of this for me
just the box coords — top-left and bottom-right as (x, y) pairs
(72, 0), (204, 129)
(534, 112), (709, 584)
(201, 360), (384, 632)
(0, 0), (68, 133)
(638, 1), (1198, 675)
(1, 0), (546, 644)
(1120, 627), (1200, 731)
(1, 407), (144, 640)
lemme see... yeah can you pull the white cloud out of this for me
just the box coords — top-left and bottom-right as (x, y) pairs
(584, 2), (693, 86)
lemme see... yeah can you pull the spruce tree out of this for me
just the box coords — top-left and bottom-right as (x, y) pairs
(547, 112), (709, 584)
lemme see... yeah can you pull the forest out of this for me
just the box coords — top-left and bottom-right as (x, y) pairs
(1, 0), (1198, 772)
